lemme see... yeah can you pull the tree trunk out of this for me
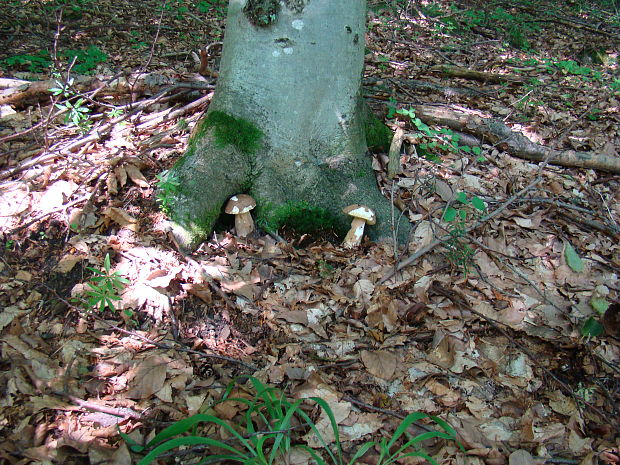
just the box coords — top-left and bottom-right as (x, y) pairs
(168, 0), (402, 249)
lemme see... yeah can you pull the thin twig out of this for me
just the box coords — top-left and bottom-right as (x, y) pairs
(380, 174), (544, 283)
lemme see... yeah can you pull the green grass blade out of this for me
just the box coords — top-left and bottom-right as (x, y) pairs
(427, 415), (459, 440)
(386, 412), (430, 449)
(268, 398), (304, 464)
(389, 431), (456, 460)
(296, 445), (328, 465)
(137, 437), (249, 465)
(290, 397), (342, 465)
(146, 414), (256, 454)
(347, 441), (375, 465)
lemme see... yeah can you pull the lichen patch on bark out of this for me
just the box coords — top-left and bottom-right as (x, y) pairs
(243, 0), (280, 27)
(283, 0), (309, 14)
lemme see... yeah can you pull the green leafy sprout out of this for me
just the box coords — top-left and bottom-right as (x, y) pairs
(387, 104), (484, 163)
(386, 103), (488, 276)
(49, 77), (93, 133)
(84, 253), (130, 314)
(442, 192), (486, 277)
(156, 170), (181, 215)
(120, 376), (463, 465)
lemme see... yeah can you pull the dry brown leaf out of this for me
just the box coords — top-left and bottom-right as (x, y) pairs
(145, 269), (178, 288)
(0, 306), (26, 332)
(125, 355), (167, 399)
(182, 282), (212, 304)
(103, 207), (139, 232)
(435, 179), (454, 201)
(106, 172), (119, 195)
(360, 350), (398, 380)
(115, 165), (128, 187)
(54, 254), (84, 273)
(213, 400), (242, 420)
(568, 430), (593, 455)
(276, 310), (309, 325)
(548, 390), (577, 416)
(125, 163), (149, 188)
(509, 449), (535, 465)
(340, 412), (383, 441)
(39, 180), (76, 211)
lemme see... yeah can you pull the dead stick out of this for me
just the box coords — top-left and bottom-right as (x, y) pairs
(380, 175), (543, 283)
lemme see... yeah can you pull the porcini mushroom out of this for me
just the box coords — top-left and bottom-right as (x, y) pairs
(225, 194), (256, 237)
(342, 204), (376, 248)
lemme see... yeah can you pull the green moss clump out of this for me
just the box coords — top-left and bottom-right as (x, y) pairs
(362, 106), (392, 153)
(257, 201), (348, 237)
(171, 207), (221, 250)
(203, 111), (264, 155)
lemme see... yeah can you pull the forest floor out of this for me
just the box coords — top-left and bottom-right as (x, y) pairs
(0, 0), (619, 464)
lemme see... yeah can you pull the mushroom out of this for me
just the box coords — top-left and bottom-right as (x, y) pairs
(342, 204), (376, 248)
(225, 194), (256, 237)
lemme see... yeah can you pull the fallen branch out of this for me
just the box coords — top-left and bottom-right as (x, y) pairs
(413, 104), (620, 173)
(0, 72), (213, 107)
(364, 77), (491, 98)
(429, 65), (525, 84)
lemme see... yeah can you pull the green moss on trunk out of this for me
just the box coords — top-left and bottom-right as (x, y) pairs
(204, 111), (264, 154)
(362, 104), (392, 153)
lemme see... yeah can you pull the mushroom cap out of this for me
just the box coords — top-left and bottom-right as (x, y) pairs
(225, 194), (256, 214)
(342, 204), (376, 225)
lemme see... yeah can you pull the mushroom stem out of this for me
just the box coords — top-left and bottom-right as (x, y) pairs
(343, 217), (367, 248)
(235, 212), (254, 237)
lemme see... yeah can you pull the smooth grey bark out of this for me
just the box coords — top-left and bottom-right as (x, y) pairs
(168, 0), (407, 249)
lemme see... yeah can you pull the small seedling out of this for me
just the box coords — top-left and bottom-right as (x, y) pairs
(442, 192), (486, 276)
(54, 98), (92, 132)
(388, 105), (483, 162)
(106, 107), (124, 119)
(317, 260), (336, 279)
(156, 170), (181, 215)
(50, 78), (93, 133)
(84, 253), (130, 313)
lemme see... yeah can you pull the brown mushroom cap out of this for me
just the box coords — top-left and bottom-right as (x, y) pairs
(225, 194), (256, 215)
(342, 204), (376, 225)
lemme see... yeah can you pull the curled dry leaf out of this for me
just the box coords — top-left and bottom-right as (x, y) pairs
(124, 164), (149, 188)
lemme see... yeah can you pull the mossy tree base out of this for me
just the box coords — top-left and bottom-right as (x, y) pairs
(167, 0), (409, 250)
(168, 106), (407, 250)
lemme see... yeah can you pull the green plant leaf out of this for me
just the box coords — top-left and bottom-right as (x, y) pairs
(471, 196), (486, 211)
(564, 241), (584, 273)
(443, 207), (457, 222)
(580, 316), (603, 338)
(146, 414), (252, 451)
(590, 297), (610, 314)
(348, 442), (376, 465)
(455, 192), (468, 204)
